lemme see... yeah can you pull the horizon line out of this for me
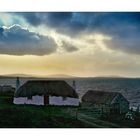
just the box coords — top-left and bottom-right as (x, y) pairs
(0, 73), (140, 79)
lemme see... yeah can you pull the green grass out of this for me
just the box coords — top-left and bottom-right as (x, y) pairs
(0, 105), (91, 128)
(0, 95), (139, 128)
(0, 96), (92, 128)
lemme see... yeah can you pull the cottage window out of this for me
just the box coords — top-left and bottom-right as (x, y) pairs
(27, 95), (32, 100)
(63, 97), (67, 101)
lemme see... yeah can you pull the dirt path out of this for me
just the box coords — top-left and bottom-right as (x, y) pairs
(77, 113), (120, 128)
(66, 108), (121, 128)
(71, 111), (120, 128)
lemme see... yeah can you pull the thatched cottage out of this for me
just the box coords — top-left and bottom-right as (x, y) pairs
(82, 90), (129, 114)
(13, 80), (79, 106)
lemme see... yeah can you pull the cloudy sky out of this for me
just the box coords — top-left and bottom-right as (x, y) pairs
(0, 12), (140, 77)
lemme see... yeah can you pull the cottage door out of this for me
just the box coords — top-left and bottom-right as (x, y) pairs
(44, 95), (49, 105)
(111, 103), (120, 114)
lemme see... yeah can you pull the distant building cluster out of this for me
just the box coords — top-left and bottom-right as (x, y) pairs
(0, 85), (15, 93)
(13, 77), (130, 115)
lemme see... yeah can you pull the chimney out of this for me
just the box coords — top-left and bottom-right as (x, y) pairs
(16, 77), (20, 91)
(73, 80), (76, 92)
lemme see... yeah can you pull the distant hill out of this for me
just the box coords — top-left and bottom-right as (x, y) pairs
(93, 75), (126, 78)
(44, 74), (77, 78)
(0, 74), (77, 78)
(0, 73), (137, 79)
(0, 74), (35, 78)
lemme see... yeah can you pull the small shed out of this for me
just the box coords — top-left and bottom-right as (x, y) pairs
(13, 80), (79, 106)
(2, 85), (15, 93)
(0, 85), (15, 95)
(82, 90), (129, 114)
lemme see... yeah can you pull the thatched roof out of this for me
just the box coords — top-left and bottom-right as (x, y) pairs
(82, 90), (124, 104)
(15, 80), (78, 98)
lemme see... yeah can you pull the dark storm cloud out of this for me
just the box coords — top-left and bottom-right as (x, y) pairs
(11, 12), (140, 55)
(15, 12), (73, 27)
(14, 12), (140, 35)
(46, 12), (73, 26)
(18, 12), (46, 26)
(105, 35), (140, 55)
(0, 24), (57, 55)
(13, 12), (87, 33)
(61, 41), (79, 52)
(0, 27), (4, 35)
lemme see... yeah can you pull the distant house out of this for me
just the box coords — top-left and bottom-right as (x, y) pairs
(13, 80), (79, 106)
(0, 85), (15, 94)
(2, 85), (15, 93)
(82, 90), (129, 114)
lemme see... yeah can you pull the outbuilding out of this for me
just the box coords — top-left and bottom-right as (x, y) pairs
(82, 90), (129, 114)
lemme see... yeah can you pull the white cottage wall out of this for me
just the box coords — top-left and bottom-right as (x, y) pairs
(13, 95), (79, 106)
(49, 96), (79, 106)
(13, 95), (44, 105)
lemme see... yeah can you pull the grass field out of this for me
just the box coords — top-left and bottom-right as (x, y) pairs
(0, 95), (139, 128)
(0, 104), (87, 127)
(0, 95), (92, 128)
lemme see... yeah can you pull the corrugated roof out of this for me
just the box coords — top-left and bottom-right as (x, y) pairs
(15, 80), (78, 98)
(82, 90), (121, 104)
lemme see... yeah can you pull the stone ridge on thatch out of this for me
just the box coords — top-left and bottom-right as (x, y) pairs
(82, 90), (122, 104)
(15, 80), (78, 98)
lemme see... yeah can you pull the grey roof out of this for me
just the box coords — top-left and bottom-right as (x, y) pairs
(15, 80), (78, 98)
(82, 90), (128, 104)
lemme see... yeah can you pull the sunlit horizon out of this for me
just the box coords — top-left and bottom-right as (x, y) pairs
(0, 12), (140, 77)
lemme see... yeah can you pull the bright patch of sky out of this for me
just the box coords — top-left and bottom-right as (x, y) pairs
(0, 12), (140, 77)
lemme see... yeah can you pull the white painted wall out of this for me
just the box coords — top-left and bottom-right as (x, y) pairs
(13, 95), (79, 106)
(13, 95), (44, 105)
(49, 96), (79, 106)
